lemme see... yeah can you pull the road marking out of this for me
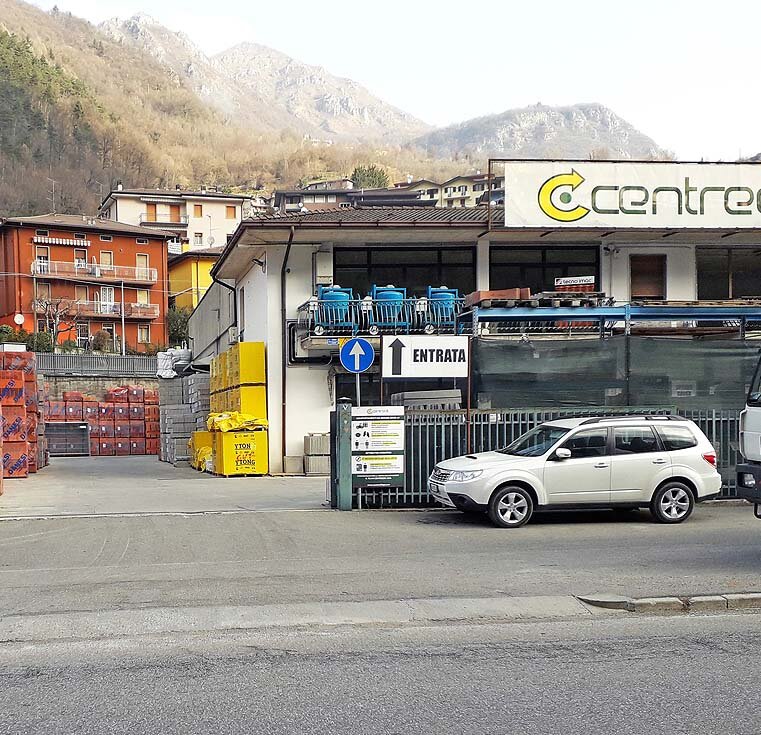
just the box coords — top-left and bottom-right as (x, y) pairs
(0, 508), (332, 522)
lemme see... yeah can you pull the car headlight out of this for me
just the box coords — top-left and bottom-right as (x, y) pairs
(450, 470), (483, 482)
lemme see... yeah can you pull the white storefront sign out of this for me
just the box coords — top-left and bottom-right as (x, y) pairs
(504, 161), (761, 229)
(381, 335), (469, 379)
(555, 276), (595, 287)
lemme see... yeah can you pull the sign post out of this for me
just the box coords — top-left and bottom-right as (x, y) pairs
(351, 406), (405, 507)
(339, 337), (375, 407)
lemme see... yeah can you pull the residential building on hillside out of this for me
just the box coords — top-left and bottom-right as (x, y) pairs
(168, 246), (223, 311)
(98, 185), (264, 251)
(273, 187), (429, 213)
(393, 174), (505, 207)
(0, 215), (171, 352)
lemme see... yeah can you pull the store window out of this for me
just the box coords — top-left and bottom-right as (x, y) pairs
(333, 247), (476, 297)
(697, 248), (761, 299)
(490, 247), (599, 294)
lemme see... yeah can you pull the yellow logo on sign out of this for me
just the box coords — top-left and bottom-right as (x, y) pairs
(538, 169), (590, 222)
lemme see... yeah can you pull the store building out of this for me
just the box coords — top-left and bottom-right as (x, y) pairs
(0, 214), (171, 351)
(202, 160), (761, 472)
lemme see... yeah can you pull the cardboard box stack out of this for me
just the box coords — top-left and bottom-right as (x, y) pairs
(45, 385), (159, 457)
(158, 373), (211, 465)
(1, 350), (48, 483)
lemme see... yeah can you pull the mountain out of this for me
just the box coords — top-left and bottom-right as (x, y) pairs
(411, 103), (667, 160)
(98, 14), (431, 143)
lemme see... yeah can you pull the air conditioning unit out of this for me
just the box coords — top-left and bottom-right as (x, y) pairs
(228, 327), (239, 344)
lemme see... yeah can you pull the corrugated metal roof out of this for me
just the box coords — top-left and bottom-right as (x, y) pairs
(245, 206), (501, 226)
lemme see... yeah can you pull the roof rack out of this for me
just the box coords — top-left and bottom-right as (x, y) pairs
(579, 414), (685, 425)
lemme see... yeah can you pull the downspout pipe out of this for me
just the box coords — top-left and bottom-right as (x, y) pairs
(211, 270), (237, 355)
(280, 226), (295, 470)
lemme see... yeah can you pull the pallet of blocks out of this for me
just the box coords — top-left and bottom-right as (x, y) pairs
(44, 384), (160, 457)
(0, 349), (48, 481)
(158, 373), (211, 466)
(206, 342), (269, 477)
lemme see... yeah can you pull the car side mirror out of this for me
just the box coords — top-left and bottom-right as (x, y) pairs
(555, 447), (572, 460)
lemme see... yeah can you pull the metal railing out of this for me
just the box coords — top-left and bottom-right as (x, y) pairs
(125, 303), (160, 318)
(297, 297), (466, 338)
(31, 260), (158, 284)
(355, 406), (741, 508)
(35, 353), (158, 377)
(140, 213), (188, 225)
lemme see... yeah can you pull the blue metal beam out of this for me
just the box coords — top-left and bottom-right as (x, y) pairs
(468, 305), (761, 322)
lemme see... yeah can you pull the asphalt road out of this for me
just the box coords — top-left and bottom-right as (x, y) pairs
(0, 503), (759, 617)
(2, 613), (760, 734)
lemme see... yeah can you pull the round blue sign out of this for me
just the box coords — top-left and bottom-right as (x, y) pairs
(339, 338), (375, 374)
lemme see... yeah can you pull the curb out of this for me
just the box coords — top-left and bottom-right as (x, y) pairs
(579, 592), (761, 613)
(0, 595), (595, 643)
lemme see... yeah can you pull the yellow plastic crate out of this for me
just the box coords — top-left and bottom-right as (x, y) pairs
(228, 385), (267, 417)
(213, 430), (268, 476)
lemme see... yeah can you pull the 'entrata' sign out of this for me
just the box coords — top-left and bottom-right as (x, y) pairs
(504, 161), (761, 229)
(381, 335), (469, 379)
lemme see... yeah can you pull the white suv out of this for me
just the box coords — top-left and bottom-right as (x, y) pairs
(428, 416), (722, 528)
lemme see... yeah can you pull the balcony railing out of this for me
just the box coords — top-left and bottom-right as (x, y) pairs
(139, 213), (188, 226)
(125, 302), (160, 319)
(31, 260), (158, 284)
(296, 296), (466, 339)
(32, 300), (159, 320)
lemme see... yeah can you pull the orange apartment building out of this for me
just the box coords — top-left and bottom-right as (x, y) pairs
(0, 215), (172, 352)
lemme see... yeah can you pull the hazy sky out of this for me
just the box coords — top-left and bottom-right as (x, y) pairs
(34, 0), (759, 160)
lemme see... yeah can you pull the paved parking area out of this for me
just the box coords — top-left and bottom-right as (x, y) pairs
(0, 456), (328, 517)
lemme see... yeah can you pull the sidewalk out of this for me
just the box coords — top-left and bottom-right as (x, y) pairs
(0, 456), (328, 518)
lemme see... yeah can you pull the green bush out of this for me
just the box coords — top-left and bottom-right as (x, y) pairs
(60, 339), (78, 353)
(91, 330), (113, 352)
(26, 332), (53, 352)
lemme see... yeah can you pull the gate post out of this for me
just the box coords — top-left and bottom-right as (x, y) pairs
(333, 397), (353, 510)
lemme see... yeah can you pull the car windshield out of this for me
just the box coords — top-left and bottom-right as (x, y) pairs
(498, 425), (570, 457)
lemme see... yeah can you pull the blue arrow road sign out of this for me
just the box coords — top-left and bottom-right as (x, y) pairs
(339, 338), (375, 374)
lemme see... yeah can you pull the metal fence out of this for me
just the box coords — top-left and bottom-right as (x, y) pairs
(354, 406), (741, 508)
(36, 353), (158, 377)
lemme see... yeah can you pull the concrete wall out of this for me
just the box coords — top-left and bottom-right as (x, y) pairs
(188, 281), (235, 366)
(43, 375), (159, 400)
(602, 243), (697, 301)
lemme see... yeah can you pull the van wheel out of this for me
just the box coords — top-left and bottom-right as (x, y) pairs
(650, 482), (694, 524)
(488, 486), (534, 529)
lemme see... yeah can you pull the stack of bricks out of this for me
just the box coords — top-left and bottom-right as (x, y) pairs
(1, 350), (49, 485)
(158, 373), (211, 465)
(45, 385), (160, 457)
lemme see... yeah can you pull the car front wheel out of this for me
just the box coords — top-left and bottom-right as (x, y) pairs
(650, 482), (694, 524)
(488, 486), (534, 529)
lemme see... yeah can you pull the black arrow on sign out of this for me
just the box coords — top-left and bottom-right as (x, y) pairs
(389, 338), (406, 376)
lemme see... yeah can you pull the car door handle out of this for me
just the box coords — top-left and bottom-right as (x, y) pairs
(594, 463), (609, 469)
(652, 459), (668, 464)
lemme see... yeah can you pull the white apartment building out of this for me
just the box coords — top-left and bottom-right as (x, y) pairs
(99, 185), (264, 252)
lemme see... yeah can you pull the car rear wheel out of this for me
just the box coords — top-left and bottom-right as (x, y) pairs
(650, 482), (694, 524)
(488, 486), (534, 529)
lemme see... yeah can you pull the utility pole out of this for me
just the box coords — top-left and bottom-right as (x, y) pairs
(120, 280), (126, 356)
(46, 177), (58, 213)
